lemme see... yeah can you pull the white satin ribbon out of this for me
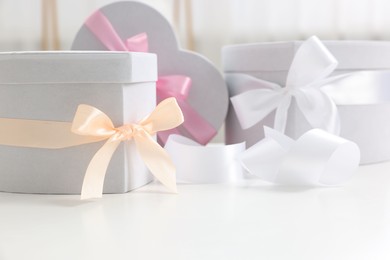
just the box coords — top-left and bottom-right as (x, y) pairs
(229, 36), (341, 134)
(165, 135), (245, 183)
(240, 127), (360, 186)
(165, 129), (359, 186)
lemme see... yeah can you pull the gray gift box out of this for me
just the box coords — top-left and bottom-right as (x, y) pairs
(0, 51), (157, 194)
(223, 40), (390, 164)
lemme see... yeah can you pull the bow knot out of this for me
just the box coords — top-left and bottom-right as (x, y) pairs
(281, 87), (293, 96)
(229, 36), (341, 134)
(114, 124), (144, 141)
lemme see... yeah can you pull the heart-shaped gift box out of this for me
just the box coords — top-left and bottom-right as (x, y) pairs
(72, 1), (228, 145)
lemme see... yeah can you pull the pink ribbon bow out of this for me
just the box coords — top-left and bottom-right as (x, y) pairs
(84, 10), (216, 145)
(156, 75), (217, 144)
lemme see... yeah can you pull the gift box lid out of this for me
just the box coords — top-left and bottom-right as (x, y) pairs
(0, 51), (157, 84)
(223, 40), (390, 72)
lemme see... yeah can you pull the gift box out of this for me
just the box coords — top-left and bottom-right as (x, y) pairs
(223, 38), (390, 164)
(0, 51), (157, 194)
(71, 1), (228, 145)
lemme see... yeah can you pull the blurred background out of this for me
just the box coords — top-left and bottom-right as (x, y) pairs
(1, 0), (390, 68)
(1, 0), (389, 142)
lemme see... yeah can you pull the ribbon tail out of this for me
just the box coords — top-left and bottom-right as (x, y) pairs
(156, 76), (215, 144)
(177, 100), (217, 145)
(158, 128), (181, 145)
(295, 88), (340, 135)
(81, 138), (121, 200)
(135, 130), (177, 193)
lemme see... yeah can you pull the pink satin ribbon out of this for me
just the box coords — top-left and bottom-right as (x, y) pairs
(156, 76), (217, 144)
(84, 10), (216, 145)
(85, 10), (148, 52)
(0, 98), (184, 199)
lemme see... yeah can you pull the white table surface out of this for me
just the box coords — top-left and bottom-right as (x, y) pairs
(1, 161), (390, 260)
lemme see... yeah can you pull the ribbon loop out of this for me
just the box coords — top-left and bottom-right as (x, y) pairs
(126, 32), (149, 52)
(286, 36), (338, 88)
(71, 104), (116, 137)
(140, 95), (186, 133)
(230, 36), (340, 134)
(72, 97), (184, 199)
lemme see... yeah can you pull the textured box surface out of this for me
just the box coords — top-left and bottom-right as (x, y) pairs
(0, 51), (157, 194)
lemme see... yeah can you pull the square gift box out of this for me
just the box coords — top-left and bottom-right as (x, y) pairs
(0, 51), (157, 194)
(223, 40), (390, 164)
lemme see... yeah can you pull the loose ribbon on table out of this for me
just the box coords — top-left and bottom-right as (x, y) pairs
(229, 36), (341, 134)
(165, 127), (360, 186)
(240, 127), (360, 186)
(0, 98), (184, 199)
(165, 135), (245, 183)
(85, 10), (216, 145)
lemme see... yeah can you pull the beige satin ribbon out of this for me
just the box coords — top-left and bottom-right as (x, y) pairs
(0, 98), (184, 199)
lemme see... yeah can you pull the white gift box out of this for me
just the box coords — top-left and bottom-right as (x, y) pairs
(223, 40), (390, 164)
(0, 51), (157, 194)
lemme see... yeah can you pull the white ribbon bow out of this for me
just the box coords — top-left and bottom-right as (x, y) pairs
(240, 127), (360, 186)
(229, 36), (340, 134)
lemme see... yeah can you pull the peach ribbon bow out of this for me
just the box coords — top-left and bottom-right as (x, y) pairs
(72, 98), (183, 199)
(0, 98), (183, 199)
